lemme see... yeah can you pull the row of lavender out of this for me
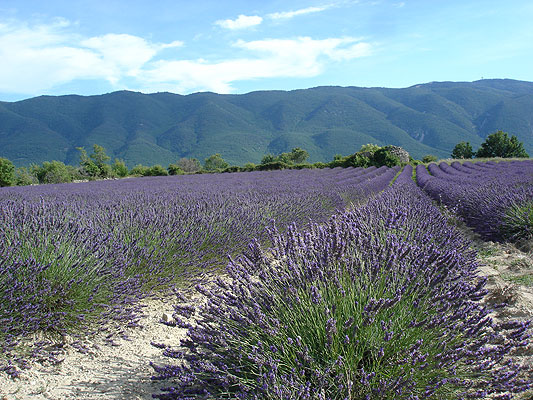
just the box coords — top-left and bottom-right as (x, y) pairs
(0, 166), (397, 373)
(416, 160), (533, 243)
(151, 165), (531, 399)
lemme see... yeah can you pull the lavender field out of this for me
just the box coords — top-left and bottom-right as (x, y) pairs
(417, 160), (533, 244)
(0, 167), (397, 372)
(1, 162), (533, 399)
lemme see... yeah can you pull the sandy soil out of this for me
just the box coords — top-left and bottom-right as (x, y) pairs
(0, 296), (188, 400)
(1, 231), (532, 400)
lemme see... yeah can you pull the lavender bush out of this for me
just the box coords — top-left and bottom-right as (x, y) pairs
(151, 165), (531, 399)
(1, 166), (397, 373)
(416, 160), (533, 242)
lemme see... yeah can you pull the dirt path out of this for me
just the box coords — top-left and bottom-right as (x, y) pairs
(1, 231), (533, 400)
(0, 296), (187, 400)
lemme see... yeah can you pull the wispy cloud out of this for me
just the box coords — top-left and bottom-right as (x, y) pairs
(0, 18), (371, 96)
(215, 14), (263, 30)
(0, 19), (182, 93)
(140, 37), (372, 93)
(267, 4), (335, 20)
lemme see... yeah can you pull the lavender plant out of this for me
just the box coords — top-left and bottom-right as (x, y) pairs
(416, 160), (533, 242)
(1, 166), (397, 374)
(151, 166), (531, 399)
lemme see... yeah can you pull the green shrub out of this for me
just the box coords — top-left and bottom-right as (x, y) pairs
(372, 148), (402, 167)
(14, 167), (38, 186)
(204, 154), (229, 171)
(0, 157), (16, 187)
(242, 162), (256, 171)
(256, 161), (291, 171)
(168, 164), (185, 175)
(422, 154), (438, 163)
(130, 164), (150, 176)
(148, 165), (168, 176)
(501, 201), (533, 243)
(111, 159), (129, 177)
(31, 161), (75, 184)
(221, 166), (242, 173)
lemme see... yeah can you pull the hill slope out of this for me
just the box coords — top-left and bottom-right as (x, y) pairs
(1, 79), (532, 167)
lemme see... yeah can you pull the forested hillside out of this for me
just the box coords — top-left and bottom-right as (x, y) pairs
(1, 79), (532, 167)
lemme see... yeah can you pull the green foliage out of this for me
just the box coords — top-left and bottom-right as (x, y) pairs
(4, 81), (533, 167)
(130, 164), (150, 176)
(242, 162), (256, 171)
(287, 147), (309, 164)
(14, 167), (38, 186)
(500, 201), (533, 243)
(329, 145), (405, 168)
(476, 130), (529, 158)
(261, 148), (310, 166)
(222, 166), (243, 173)
(358, 143), (381, 153)
(111, 159), (129, 177)
(31, 161), (75, 184)
(177, 158), (202, 173)
(372, 147), (402, 167)
(260, 154), (276, 164)
(451, 141), (474, 159)
(77, 145), (112, 178)
(167, 164), (185, 175)
(256, 161), (291, 171)
(0, 157), (16, 187)
(148, 165), (168, 176)
(422, 154), (438, 163)
(204, 154), (229, 171)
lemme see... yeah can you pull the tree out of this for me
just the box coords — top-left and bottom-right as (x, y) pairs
(476, 130), (529, 158)
(287, 147), (309, 164)
(204, 154), (229, 171)
(148, 164), (168, 176)
(168, 163), (185, 175)
(15, 167), (38, 186)
(0, 157), (16, 187)
(130, 164), (150, 176)
(31, 161), (74, 184)
(261, 154), (276, 165)
(451, 142), (473, 159)
(111, 159), (129, 177)
(177, 158), (202, 173)
(359, 143), (381, 154)
(422, 154), (438, 163)
(372, 148), (402, 167)
(77, 144), (112, 178)
(261, 148), (309, 166)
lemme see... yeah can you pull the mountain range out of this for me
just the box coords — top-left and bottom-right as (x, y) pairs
(1, 79), (532, 167)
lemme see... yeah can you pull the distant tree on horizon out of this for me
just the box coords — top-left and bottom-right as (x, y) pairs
(451, 142), (474, 159)
(204, 154), (229, 171)
(476, 130), (529, 158)
(0, 157), (16, 187)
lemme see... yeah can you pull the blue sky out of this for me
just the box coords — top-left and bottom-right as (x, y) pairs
(1, 0), (532, 101)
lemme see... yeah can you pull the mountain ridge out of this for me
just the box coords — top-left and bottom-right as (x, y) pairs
(1, 79), (532, 167)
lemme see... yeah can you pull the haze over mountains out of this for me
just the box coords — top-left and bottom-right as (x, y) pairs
(1, 79), (532, 167)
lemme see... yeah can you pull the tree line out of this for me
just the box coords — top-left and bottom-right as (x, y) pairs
(0, 130), (529, 187)
(450, 130), (529, 159)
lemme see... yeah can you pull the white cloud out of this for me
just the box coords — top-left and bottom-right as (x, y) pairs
(81, 34), (182, 83)
(0, 20), (182, 93)
(0, 18), (371, 96)
(215, 14), (263, 30)
(139, 37), (372, 93)
(267, 5), (334, 20)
